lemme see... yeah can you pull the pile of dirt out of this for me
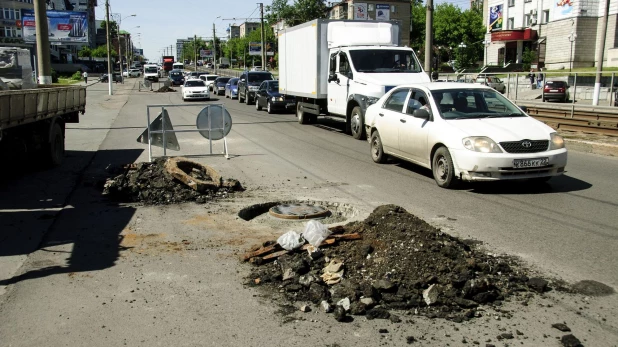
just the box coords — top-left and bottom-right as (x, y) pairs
(154, 86), (175, 93)
(102, 158), (243, 204)
(247, 205), (551, 323)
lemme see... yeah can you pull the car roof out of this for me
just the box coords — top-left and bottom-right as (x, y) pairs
(394, 82), (493, 91)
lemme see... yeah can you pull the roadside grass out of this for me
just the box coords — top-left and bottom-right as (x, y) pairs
(55, 77), (81, 85)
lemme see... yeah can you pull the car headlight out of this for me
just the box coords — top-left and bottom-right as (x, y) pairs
(462, 136), (503, 153)
(273, 96), (283, 101)
(365, 96), (380, 106)
(549, 132), (565, 150)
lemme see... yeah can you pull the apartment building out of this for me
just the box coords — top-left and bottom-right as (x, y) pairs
(486, 0), (618, 69)
(327, 0), (411, 47)
(239, 22), (259, 38)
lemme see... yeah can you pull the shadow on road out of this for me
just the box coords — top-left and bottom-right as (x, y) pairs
(0, 148), (142, 286)
(467, 174), (592, 194)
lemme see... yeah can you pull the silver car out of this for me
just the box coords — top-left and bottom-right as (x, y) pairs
(475, 76), (506, 93)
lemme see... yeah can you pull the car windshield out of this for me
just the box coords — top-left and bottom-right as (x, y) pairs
(145, 67), (157, 73)
(217, 78), (230, 84)
(267, 82), (279, 91)
(230, 79), (238, 85)
(349, 49), (423, 73)
(431, 89), (526, 120)
(207, 76), (218, 81)
(248, 73), (274, 82)
(185, 80), (205, 87)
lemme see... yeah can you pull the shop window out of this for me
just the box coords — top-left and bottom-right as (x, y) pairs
(507, 17), (514, 29)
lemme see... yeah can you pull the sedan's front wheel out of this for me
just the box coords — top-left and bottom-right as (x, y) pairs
(370, 130), (387, 164)
(256, 99), (262, 111)
(432, 147), (458, 188)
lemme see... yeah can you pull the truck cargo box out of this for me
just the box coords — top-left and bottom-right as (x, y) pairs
(278, 19), (401, 98)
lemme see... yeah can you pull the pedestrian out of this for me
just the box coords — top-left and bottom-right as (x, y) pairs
(82, 70), (88, 84)
(537, 69), (544, 89)
(528, 69), (535, 86)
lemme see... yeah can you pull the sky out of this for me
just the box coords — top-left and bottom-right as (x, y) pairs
(96, 0), (469, 62)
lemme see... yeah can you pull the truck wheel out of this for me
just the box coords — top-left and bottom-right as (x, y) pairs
(371, 130), (387, 164)
(432, 146), (458, 189)
(297, 103), (309, 124)
(46, 123), (64, 167)
(350, 106), (366, 140)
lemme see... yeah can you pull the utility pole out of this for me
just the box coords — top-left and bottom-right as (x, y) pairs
(259, 2), (266, 69)
(593, 0), (610, 106)
(105, 0), (113, 95)
(424, 0), (433, 78)
(33, 0), (52, 84)
(213, 23), (217, 74)
(194, 34), (197, 71)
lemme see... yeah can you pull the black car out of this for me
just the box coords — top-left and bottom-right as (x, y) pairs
(255, 80), (295, 114)
(99, 73), (122, 83)
(213, 77), (230, 95)
(168, 69), (185, 85)
(237, 71), (275, 105)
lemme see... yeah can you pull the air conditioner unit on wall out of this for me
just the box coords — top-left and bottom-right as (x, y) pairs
(532, 9), (538, 15)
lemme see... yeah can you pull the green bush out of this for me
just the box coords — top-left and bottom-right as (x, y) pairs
(71, 71), (82, 81)
(51, 69), (59, 83)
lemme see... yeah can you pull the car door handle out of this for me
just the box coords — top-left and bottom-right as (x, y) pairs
(400, 119), (406, 123)
(379, 113), (384, 117)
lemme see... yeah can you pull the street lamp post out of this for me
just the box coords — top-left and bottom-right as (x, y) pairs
(125, 26), (139, 69)
(568, 32), (577, 72)
(482, 39), (490, 67)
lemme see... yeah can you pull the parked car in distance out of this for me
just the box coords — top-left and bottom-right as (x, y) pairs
(237, 71), (275, 104)
(205, 62), (213, 69)
(364, 83), (567, 188)
(99, 73), (122, 82)
(122, 69), (129, 77)
(225, 77), (239, 99)
(182, 79), (210, 101)
(213, 77), (230, 95)
(475, 75), (506, 93)
(255, 80), (296, 114)
(251, 66), (262, 71)
(198, 74), (219, 91)
(168, 69), (185, 85)
(542, 80), (570, 102)
(128, 69), (141, 77)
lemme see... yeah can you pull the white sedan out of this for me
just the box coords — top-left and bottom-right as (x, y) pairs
(364, 83), (567, 188)
(182, 79), (210, 101)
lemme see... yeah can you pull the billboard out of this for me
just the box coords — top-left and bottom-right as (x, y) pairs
(248, 42), (274, 56)
(354, 3), (367, 20)
(133, 48), (143, 56)
(21, 9), (88, 44)
(554, 0), (574, 20)
(489, 4), (503, 31)
(376, 4), (390, 21)
(200, 49), (213, 58)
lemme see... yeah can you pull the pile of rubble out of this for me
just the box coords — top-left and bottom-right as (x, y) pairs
(246, 205), (554, 324)
(102, 157), (243, 204)
(154, 85), (175, 93)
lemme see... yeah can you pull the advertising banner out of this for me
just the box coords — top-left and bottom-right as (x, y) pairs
(554, 0), (574, 20)
(200, 49), (213, 58)
(489, 5), (503, 31)
(249, 42), (261, 56)
(354, 3), (367, 20)
(21, 9), (88, 44)
(376, 4), (390, 21)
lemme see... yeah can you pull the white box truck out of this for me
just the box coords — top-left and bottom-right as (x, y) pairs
(278, 19), (430, 139)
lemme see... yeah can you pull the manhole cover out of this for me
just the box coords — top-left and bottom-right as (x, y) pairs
(269, 203), (330, 220)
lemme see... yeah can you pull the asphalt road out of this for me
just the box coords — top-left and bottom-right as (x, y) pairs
(1, 78), (616, 346)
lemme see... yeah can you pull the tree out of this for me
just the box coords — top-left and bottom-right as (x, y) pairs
(265, 0), (296, 24)
(410, 2), (426, 51)
(100, 20), (118, 37)
(78, 46), (91, 57)
(91, 45), (116, 58)
(266, 0), (327, 26)
(522, 48), (535, 71)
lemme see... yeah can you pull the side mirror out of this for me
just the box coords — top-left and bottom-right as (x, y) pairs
(519, 106), (528, 113)
(328, 73), (338, 83)
(412, 108), (430, 119)
(241, 78), (246, 82)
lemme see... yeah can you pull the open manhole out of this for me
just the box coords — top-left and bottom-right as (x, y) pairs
(238, 200), (359, 225)
(268, 203), (330, 220)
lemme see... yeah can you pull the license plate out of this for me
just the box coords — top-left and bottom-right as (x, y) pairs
(550, 89), (558, 92)
(513, 158), (549, 168)
(286, 103), (295, 107)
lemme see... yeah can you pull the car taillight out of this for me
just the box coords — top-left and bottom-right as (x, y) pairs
(544, 85), (551, 90)
(558, 88), (564, 92)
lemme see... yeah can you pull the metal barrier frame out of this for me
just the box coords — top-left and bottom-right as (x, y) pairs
(145, 103), (230, 162)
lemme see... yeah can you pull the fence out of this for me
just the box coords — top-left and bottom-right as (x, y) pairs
(436, 71), (618, 107)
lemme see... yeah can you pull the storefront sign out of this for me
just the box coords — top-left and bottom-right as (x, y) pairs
(21, 9), (89, 44)
(491, 29), (537, 41)
(489, 4), (503, 31)
(1, 20), (18, 27)
(376, 4), (390, 21)
(354, 3), (367, 20)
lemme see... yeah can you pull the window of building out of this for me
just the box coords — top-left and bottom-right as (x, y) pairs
(391, 5), (396, 13)
(507, 17), (514, 29)
(524, 0), (532, 2)
(543, 10), (550, 23)
(508, 0), (515, 7)
(525, 14), (531, 26)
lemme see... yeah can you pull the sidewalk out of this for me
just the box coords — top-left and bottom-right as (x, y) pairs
(560, 131), (618, 157)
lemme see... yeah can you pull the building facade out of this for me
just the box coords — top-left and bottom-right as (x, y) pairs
(239, 22), (259, 38)
(176, 37), (193, 62)
(227, 25), (240, 39)
(486, 0), (618, 69)
(327, 0), (411, 47)
(0, 0), (32, 41)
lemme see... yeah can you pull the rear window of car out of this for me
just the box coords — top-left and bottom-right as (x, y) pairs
(170, 72), (182, 76)
(217, 78), (230, 83)
(248, 73), (274, 83)
(207, 76), (218, 81)
(546, 81), (566, 87)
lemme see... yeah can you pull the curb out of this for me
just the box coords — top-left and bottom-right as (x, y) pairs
(564, 139), (618, 157)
